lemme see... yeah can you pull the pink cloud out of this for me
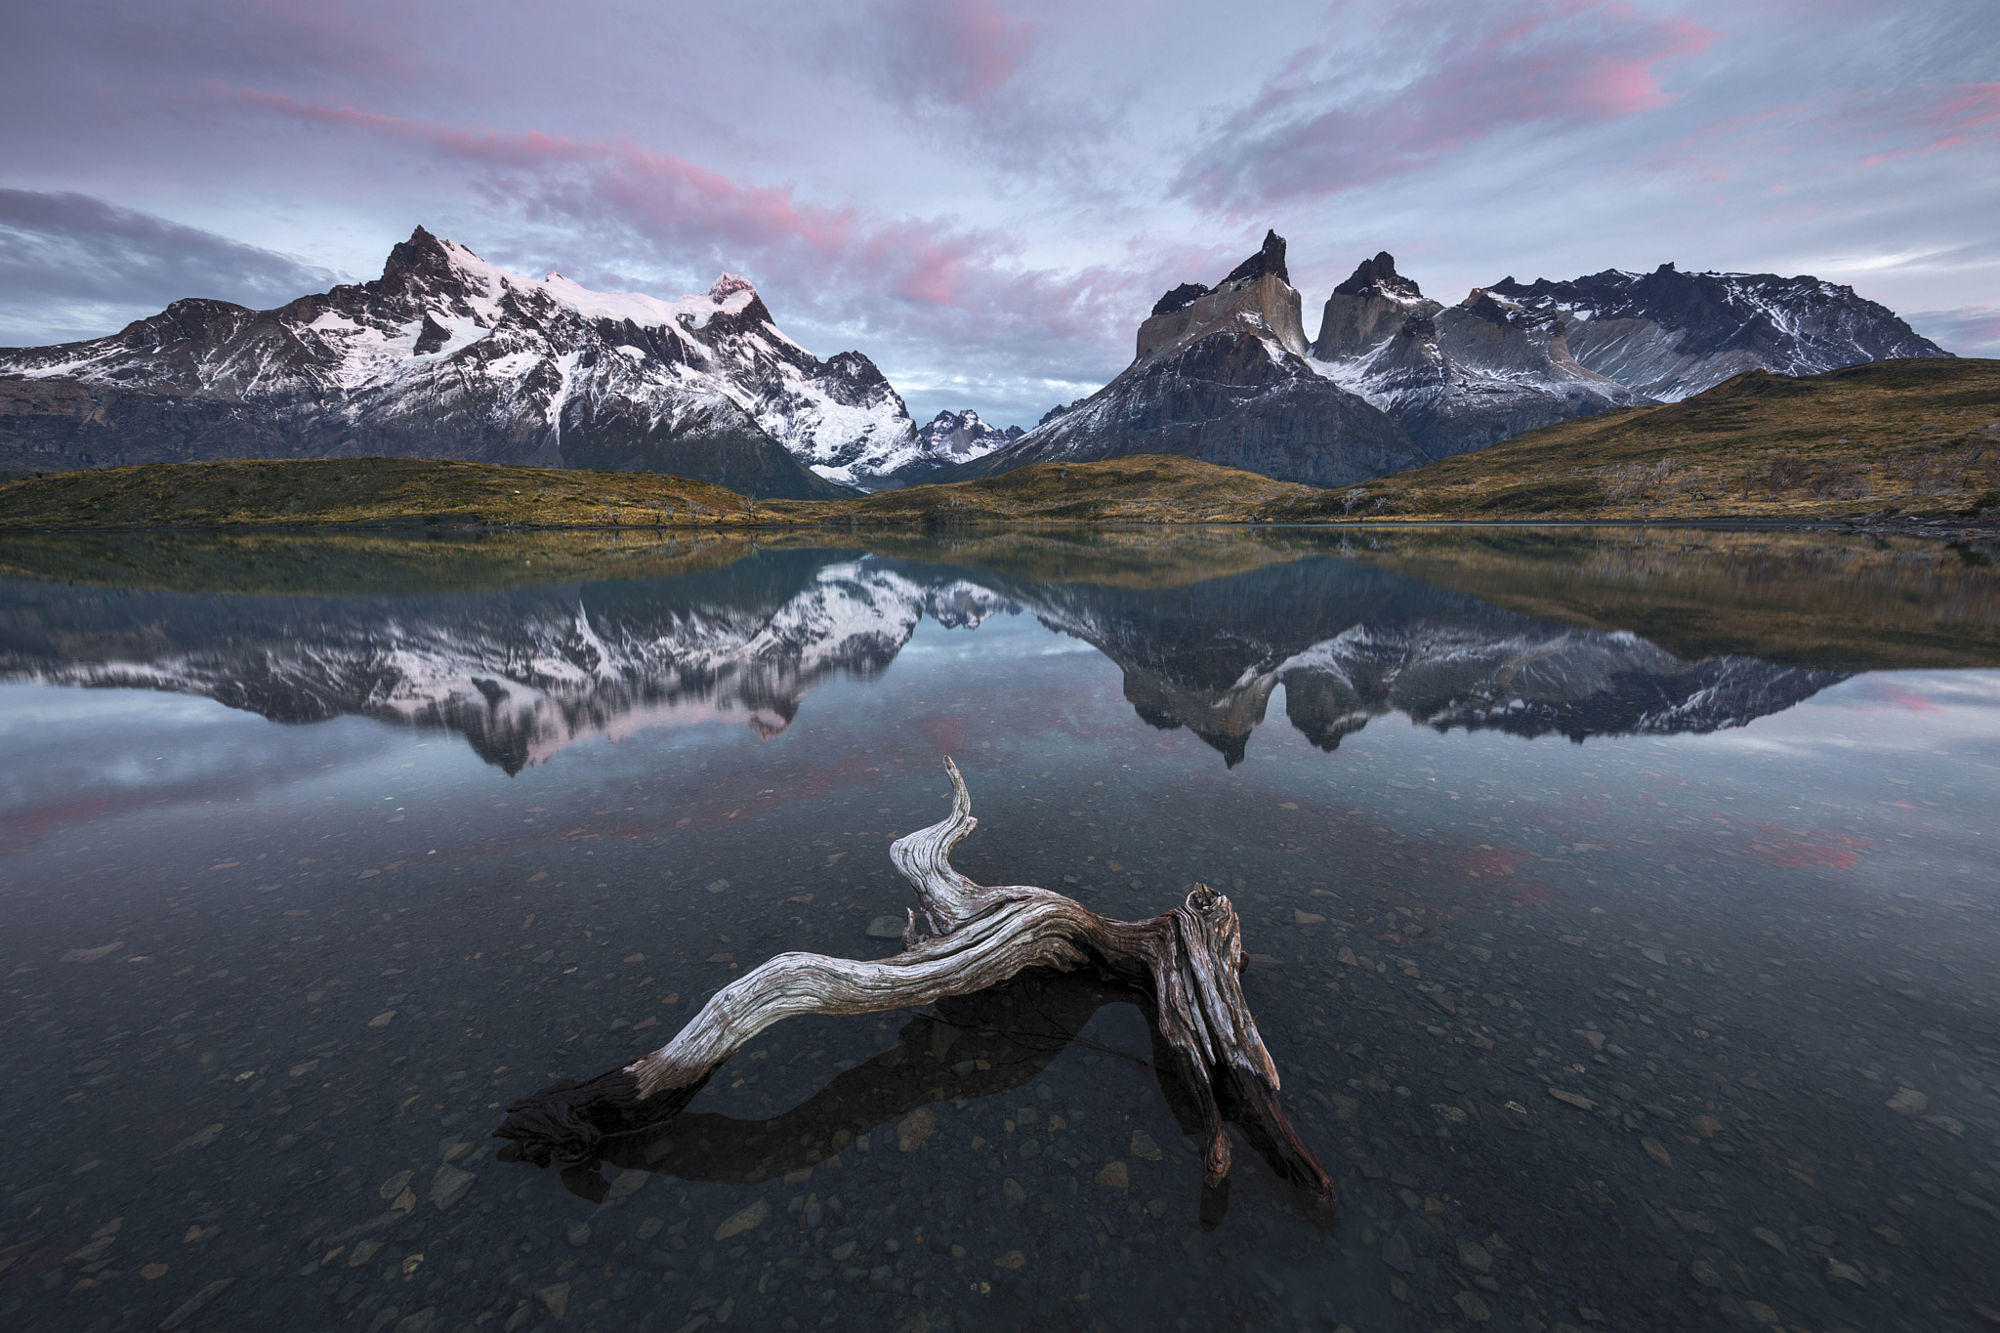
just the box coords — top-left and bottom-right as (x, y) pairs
(1657, 83), (2000, 205)
(226, 86), (1209, 393)
(1910, 305), (2000, 355)
(235, 86), (1005, 306)
(886, 0), (1038, 107)
(1176, 0), (1714, 210)
(1859, 82), (2000, 167)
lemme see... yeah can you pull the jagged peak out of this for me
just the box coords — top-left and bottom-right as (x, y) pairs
(1221, 229), (1289, 287)
(1458, 287), (1566, 336)
(1334, 250), (1423, 300)
(708, 273), (759, 302)
(381, 224), (464, 281)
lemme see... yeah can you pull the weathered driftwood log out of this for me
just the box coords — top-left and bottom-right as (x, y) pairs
(495, 758), (1331, 1202)
(553, 974), (1122, 1200)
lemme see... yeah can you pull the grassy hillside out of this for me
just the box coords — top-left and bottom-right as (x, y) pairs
(0, 527), (1330, 598)
(0, 453), (1307, 531)
(1, 362), (1995, 531)
(0, 529), (771, 595)
(1267, 358), (2000, 523)
(0, 457), (758, 529)
(768, 454), (1314, 525)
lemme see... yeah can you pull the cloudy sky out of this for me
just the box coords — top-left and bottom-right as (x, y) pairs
(2, 0), (1995, 427)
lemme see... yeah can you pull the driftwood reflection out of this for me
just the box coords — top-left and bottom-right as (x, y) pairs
(524, 968), (1310, 1225)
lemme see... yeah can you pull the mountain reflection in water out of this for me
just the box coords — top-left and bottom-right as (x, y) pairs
(0, 536), (1890, 772)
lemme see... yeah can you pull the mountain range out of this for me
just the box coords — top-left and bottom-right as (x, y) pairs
(941, 232), (1432, 488)
(0, 226), (1951, 494)
(0, 228), (993, 497)
(950, 236), (1949, 484)
(1307, 252), (1649, 457)
(1487, 263), (1950, 401)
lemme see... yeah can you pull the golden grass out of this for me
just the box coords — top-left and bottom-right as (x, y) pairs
(765, 454), (1316, 526)
(1268, 359), (2000, 523)
(2, 360), (1995, 533)
(0, 457), (757, 529)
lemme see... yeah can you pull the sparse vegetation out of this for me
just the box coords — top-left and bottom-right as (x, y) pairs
(1269, 359), (2000, 523)
(765, 454), (1315, 526)
(1, 360), (1995, 532)
(0, 458), (758, 530)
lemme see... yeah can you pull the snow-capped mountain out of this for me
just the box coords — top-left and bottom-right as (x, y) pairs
(942, 231), (1429, 489)
(1309, 252), (1647, 458)
(964, 242), (1949, 486)
(1486, 263), (1950, 401)
(810, 408), (1027, 491)
(0, 549), (1843, 772)
(888, 410), (1023, 486)
(0, 227), (927, 496)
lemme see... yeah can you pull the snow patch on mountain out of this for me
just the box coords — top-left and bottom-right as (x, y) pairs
(1306, 256), (1645, 458)
(1487, 263), (1950, 400)
(945, 231), (1424, 489)
(0, 227), (925, 495)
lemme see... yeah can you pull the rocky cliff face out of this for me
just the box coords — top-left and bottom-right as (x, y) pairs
(0, 227), (930, 496)
(1486, 263), (1951, 400)
(1133, 229), (1311, 362)
(1313, 251), (1441, 360)
(1310, 254), (1646, 457)
(943, 231), (1427, 489)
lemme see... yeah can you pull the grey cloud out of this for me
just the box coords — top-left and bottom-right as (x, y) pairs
(2, 2), (1993, 425)
(1909, 307), (2000, 358)
(1173, 1), (1713, 213)
(0, 191), (340, 346)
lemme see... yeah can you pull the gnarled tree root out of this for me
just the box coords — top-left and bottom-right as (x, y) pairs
(494, 758), (1332, 1204)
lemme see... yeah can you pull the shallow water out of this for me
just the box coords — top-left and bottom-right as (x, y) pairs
(2, 527), (1997, 1332)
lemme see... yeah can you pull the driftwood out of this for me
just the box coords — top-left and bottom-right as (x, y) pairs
(495, 759), (1331, 1205)
(549, 973), (1137, 1201)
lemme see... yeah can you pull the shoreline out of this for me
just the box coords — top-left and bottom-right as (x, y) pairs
(2, 514), (1994, 540)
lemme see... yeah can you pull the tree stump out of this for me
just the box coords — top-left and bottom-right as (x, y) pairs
(494, 758), (1332, 1206)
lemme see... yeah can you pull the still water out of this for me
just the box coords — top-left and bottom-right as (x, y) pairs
(1, 527), (1996, 1332)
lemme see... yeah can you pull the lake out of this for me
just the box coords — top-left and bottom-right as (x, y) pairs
(2, 526), (1997, 1332)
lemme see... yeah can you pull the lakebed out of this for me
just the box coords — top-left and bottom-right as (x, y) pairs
(2, 526), (1997, 1331)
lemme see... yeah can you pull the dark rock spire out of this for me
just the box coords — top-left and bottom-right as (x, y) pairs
(1334, 251), (1423, 300)
(1222, 229), (1289, 287)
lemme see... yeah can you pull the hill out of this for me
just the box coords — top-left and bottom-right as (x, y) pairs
(0, 457), (758, 529)
(2, 361), (1995, 532)
(769, 454), (1315, 525)
(1267, 358), (2000, 522)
